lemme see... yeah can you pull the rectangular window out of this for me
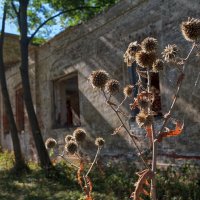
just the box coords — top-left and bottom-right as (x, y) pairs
(15, 88), (24, 132)
(53, 73), (81, 129)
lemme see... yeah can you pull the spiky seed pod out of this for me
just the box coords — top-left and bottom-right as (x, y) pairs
(124, 41), (141, 66)
(65, 135), (75, 143)
(138, 99), (149, 111)
(136, 112), (153, 127)
(65, 141), (78, 154)
(135, 51), (156, 68)
(123, 85), (134, 97)
(105, 79), (120, 94)
(153, 59), (164, 72)
(45, 138), (57, 149)
(89, 70), (109, 89)
(73, 128), (86, 142)
(162, 44), (178, 62)
(181, 18), (200, 42)
(141, 37), (158, 52)
(95, 137), (105, 147)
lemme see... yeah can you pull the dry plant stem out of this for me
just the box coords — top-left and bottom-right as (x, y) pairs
(58, 154), (80, 169)
(157, 43), (195, 139)
(147, 68), (157, 200)
(86, 147), (101, 177)
(116, 96), (127, 111)
(102, 90), (149, 169)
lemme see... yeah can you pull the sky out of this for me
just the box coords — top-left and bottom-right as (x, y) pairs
(0, 3), (63, 39)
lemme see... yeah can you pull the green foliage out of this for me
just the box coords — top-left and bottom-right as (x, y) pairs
(0, 151), (199, 200)
(2, 0), (119, 39)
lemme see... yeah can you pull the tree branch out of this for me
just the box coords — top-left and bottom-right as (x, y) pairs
(28, 6), (99, 43)
(11, 0), (20, 29)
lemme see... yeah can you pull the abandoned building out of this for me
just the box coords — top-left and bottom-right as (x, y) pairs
(1, 0), (200, 162)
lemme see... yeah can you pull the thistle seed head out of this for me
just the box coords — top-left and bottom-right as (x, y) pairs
(65, 141), (78, 154)
(153, 59), (164, 72)
(135, 51), (156, 68)
(95, 137), (105, 147)
(123, 85), (134, 97)
(105, 79), (120, 94)
(181, 18), (200, 42)
(136, 112), (153, 127)
(141, 37), (158, 52)
(89, 70), (109, 89)
(65, 135), (75, 143)
(162, 44), (178, 62)
(45, 138), (57, 149)
(73, 128), (86, 142)
(138, 99), (149, 111)
(124, 41), (141, 66)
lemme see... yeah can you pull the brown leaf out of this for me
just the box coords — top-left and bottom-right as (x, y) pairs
(84, 176), (93, 200)
(145, 126), (153, 145)
(131, 169), (154, 200)
(157, 121), (184, 142)
(77, 161), (84, 188)
(130, 98), (138, 110)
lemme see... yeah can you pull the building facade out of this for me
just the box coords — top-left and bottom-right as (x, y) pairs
(1, 0), (200, 162)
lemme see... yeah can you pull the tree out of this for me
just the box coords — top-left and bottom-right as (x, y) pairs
(0, 3), (27, 171)
(8, 0), (115, 169)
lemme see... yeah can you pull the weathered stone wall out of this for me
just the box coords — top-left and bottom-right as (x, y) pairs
(36, 0), (200, 159)
(1, 0), (200, 162)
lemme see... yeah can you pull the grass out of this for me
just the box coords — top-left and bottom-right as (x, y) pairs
(0, 151), (200, 200)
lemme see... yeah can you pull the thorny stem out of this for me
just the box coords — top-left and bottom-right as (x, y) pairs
(147, 68), (157, 200)
(102, 90), (149, 169)
(156, 43), (196, 139)
(116, 96), (127, 111)
(150, 43), (195, 200)
(86, 147), (101, 177)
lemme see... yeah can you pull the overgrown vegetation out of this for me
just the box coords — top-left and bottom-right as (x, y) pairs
(0, 151), (199, 200)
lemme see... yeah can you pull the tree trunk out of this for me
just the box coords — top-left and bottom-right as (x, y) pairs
(19, 0), (52, 169)
(0, 3), (27, 171)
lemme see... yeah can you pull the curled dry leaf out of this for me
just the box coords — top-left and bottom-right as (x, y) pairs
(77, 161), (84, 188)
(84, 176), (93, 200)
(157, 121), (184, 142)
(145, 126), (153, 145)
(131, 169), (154, 200)
(130, 92), (154, 110)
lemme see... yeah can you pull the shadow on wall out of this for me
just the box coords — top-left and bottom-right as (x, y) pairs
(79, 90), (134, 155)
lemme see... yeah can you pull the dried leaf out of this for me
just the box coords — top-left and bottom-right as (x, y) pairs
(157, 121), (184, 142)
(84, 176), (93, 200)
(145, 126), (153, 145)
(130, 98), (138, 110)
(77, 161), (84, 188)
(131, 169), (154, 200)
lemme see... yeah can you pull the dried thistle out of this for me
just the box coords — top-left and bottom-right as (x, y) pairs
(65, 141), (78, 154)
(138, 99), (149, 111)
(45, 138), (57, 149)
(73, 128), (86, 142)
(141, 37), (158, 52)
(181, 17), (200, 42)
(95, 137), (105, 147)
(162, 44), (178, 62)
(123, 85), (134, 97)
(89, 70), (109, 89)
(136, 112), (153, 127)
(135, 51), (156, 68)
(152, 59), (164, 72)
(65, 135), (75, 143)
(124, 41), (141, 66)
(105, 79), (120, 94)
